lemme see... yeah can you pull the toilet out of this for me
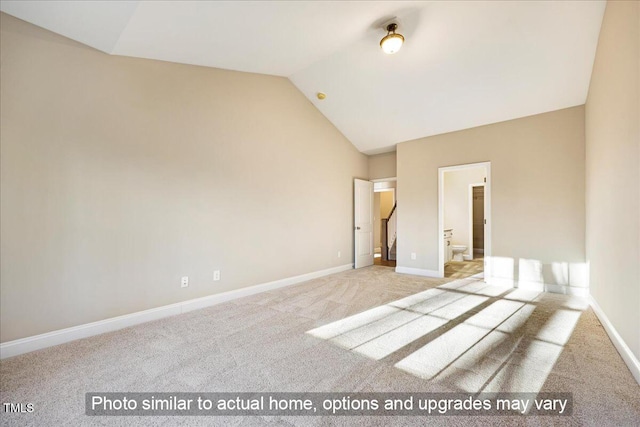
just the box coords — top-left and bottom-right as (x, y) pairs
(451, 245), (467, 262)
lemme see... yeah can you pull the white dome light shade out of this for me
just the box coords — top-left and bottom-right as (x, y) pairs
(380, 23), (404, 54)
(380, 34), (404, 54)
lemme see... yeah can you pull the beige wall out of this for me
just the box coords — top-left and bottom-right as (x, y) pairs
(0, 13), (368, 342)
(380, 191), (395, 220)
(397, 106), (586, 288)
(444, 167), (486, 250)
(585, 1), (640, 360)
(368, 152), (397, 180)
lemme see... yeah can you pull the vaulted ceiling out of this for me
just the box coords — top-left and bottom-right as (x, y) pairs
(1, 1), (606, 154)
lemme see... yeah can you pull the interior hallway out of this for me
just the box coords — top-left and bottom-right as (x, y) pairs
(374, 253), (396, 268)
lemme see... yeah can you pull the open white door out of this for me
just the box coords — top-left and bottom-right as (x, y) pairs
(354, 179), (374, 269)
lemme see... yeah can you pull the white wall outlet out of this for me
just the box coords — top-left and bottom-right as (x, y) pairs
(337, 251), (341, 258)
(181, 276), (189, 288)
(411, 252), (417, 260)
(213, 270), (220, 281)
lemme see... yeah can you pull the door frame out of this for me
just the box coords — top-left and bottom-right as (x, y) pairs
(468, 183), (485, 259)
(438, 161), (491, 278)
(371, 178), (397, 259)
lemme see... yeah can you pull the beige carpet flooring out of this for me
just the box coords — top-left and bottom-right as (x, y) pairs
(1, 266), (639, 426)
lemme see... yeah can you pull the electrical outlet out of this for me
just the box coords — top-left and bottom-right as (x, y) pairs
(411, 252), (417, 260)
(213, 270), (220, 281)
(181, 276), (189, 288)
(337, 251), (341, 258)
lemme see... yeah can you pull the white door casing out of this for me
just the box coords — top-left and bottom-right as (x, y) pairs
(354, 179), (374, 269)
(438, 162), (492, 278)
(468, 183), (486, 259)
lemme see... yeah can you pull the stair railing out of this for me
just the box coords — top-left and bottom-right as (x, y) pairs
(386, 202), (397, 260)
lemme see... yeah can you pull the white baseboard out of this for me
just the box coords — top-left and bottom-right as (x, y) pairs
(486, 277), (515, 287)
(180, 264), (353, 313)
(1, 303), (184, 360)
(515, 281), (590, 297)
(395, 266), (442, 278)
(589, 296), (640, 385)
(0, 263), (353, 359)
(463, 254), (473, 261)
(544, 283), (590, 297)
(485, 275), (590, 297)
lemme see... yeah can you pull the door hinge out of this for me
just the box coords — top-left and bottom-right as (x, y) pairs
(484, 219), (487, 224)
(484, 177), (486, 183)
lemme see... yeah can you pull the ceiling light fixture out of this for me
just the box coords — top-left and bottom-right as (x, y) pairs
(380, 23), (404, 54)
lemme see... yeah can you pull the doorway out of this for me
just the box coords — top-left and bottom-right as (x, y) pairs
(374, 188), (396, 267)
(438, 162), (491, 279)
(471, 184), (485, 257)
(354, 178), (397, 269)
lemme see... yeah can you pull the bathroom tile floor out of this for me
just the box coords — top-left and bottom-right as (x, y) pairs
(445, 256), (484, 279)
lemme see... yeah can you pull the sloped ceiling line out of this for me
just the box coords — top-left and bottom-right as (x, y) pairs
(0, 1), (606, 154)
